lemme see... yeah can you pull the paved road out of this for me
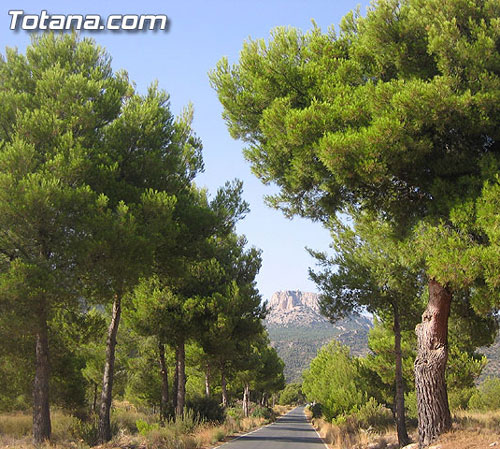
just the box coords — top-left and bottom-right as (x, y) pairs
(219, 406), (327, 449)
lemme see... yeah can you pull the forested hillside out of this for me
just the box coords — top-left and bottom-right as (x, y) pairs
(265, 291), (371, 382)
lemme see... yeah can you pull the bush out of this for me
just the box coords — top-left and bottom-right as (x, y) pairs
(302, 341), (367, 421)
(468, 377), (500, 411)
(405, 391), (418, 421)
(250, 405), (272, 419)
(136, 419), (160, 436)
(225, 407), (244, 420)
(448, 387), (475, 411)
(211, 428), (226, 443)
(173, 408), (200, 434)
(353, 397), (393, 429)
(308, 402), (323, 418)
(186, 396), (224, 423)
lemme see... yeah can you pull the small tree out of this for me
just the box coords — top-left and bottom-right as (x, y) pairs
(302, 341), (366, 422)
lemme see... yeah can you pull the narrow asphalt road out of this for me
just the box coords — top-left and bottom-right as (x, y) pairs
(218, 406), (327, 449)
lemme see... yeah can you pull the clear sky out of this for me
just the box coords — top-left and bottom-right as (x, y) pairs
(0, 1), (370, 301)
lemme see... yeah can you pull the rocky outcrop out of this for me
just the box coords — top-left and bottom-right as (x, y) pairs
(266, 290), (361, 327)
(265, 290), (373, 381)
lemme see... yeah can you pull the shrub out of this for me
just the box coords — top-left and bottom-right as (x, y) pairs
(225, 407), (244, 420)
(405, 391), (418, 420)
(173, 408), (200, 434)
(250, 405), (272, 419)
(112, 407), (150, 434)
(211, 428), (226, 443)
(186, 396), (224, 423)
(308, 402), (323, 419)
(136, 419), (160, 436)
(302, 341), (367, 421)
(353, 397), (393, 429)
(468, 377), (500, 411)
(448, 387), (475, 411)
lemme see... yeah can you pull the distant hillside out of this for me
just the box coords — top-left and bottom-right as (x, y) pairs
(481, 337), (500, 380)
(265, 290), (372, 382)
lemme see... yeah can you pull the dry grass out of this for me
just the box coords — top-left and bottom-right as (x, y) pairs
(272, 404), (293, 416)
(435, 429), (499, 449)
(308, 415), (399, 449)
(0, 414), (270, 449)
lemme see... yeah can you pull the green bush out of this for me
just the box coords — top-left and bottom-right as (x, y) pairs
(225, 407), (244, 420)
(69, 417), (100, 447)
(354, 397), (393, 429)
(250, 405), (272, 419)
(405, 391), (418, 421)
(186, 396), (224, 423)
(136, 419), (160, 436)
(302, 341), (367, 421)
(468, 377), (500, 411)
(448, 387), (475, 411)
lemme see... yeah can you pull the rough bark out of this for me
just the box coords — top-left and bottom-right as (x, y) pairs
(33, 305), (51, 444)
(98, 296), (121, 444)
(158, 343), (169, 421)
(393, 303), (411, 447)
(414, 279), (452, 448)
(175, 340), (186, 417)
(243, 383), (250, 417)
(221, 363), (228, 407)
(205, 364), (211, 398)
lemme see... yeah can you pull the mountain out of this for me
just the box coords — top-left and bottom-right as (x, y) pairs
(265, 290), (372, 382)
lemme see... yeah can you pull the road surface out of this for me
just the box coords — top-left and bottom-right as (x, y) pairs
(219, 406), (327, 449)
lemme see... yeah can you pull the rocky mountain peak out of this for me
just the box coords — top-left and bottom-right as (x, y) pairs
(266, 290), (326, 326)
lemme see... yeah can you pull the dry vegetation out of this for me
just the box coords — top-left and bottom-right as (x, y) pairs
(306, 407), (500, 449)
(0, 404), (289, 449)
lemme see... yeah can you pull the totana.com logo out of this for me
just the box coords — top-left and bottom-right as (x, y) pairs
(8, 10), (170, 32)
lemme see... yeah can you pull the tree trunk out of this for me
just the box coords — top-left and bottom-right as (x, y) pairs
(221, 363), (228, 407)
(33, 307), (51, 444)
(414, 279), (452, 447)
(205, 364), (211, 398)
(98, 296), (121, 444)
(158, 343), (169, 421)
(92, 382), (98, 413)
(175, 340), (185, 418)
(243, 383), (250, 417)
(393, 303), (411, 447)
(173, 347), (178, 411)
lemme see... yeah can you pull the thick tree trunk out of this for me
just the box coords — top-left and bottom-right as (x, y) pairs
(221, 363), (228, 407)
(205, 364), (211, 398)
(243, 383), (250, 418)
(393, 304), (411, 447)
(98, 296), (121, 444)
(414, 279), (452, 448)
(33, 307), (51, 444)
(158, 343), (169, 421)
(175, 340), (186, 418)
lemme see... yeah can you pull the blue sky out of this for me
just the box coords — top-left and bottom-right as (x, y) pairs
(0, 1), (370, 301)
